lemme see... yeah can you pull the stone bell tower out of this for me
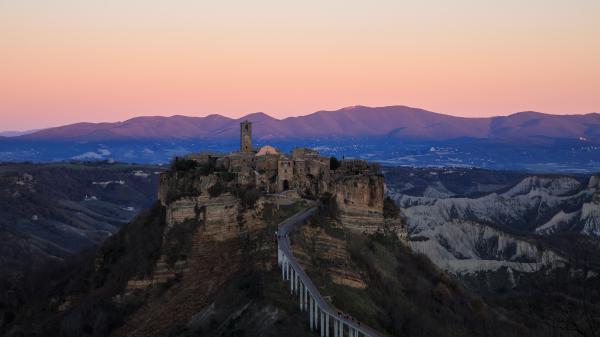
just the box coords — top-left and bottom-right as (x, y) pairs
(240, 121), (253, 153)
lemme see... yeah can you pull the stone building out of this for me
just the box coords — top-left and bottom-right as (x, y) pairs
(184, 121), (379, 197)
(277, 157), (293, 191)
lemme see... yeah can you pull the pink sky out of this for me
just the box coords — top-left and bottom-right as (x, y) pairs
(1, 1), (599, 131)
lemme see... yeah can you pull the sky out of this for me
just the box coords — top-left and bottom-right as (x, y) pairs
(1, 0), (599, 131)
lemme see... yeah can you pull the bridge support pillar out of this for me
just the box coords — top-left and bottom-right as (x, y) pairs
(290, 268), (293, 293)
(303, 286), (308, 311)
(320, 311), (324, 337)
(314, 302), (319, 331)
(309, 296), (314, 330)
(334, 319), (338, 337)
(294, 271), (298, 294)
(278, 248), (282, 266)
(298, 282), (304, 312)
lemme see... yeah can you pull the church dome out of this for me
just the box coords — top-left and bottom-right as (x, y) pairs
(255, 145), (279, 156)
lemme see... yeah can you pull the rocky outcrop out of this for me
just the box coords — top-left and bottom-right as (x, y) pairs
(292, 225), (367, 289)
(333, 174), (386, 234)
(157, 170), (220, 205)
(165, 194), (242, 240)
(116, 157), (399, 335)
(113, 180), (278, 336)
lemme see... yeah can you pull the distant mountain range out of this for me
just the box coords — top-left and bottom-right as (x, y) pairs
(2, 105), (600, 171)
(8, 105), (600, 143)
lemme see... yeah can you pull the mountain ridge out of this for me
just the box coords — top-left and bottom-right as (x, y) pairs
(9, 105), (600, 143)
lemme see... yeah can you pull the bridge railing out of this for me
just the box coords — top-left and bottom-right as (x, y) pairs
(276, 206), (382, 337)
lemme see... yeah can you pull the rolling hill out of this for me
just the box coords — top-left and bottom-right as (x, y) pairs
(12, 105), (600, 143)
(2, 105), (600, 171)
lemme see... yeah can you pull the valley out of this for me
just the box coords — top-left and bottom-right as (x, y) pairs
(0, 162), (162, 272)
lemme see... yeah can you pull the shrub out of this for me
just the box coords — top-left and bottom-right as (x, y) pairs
(171, 157), (198, 171)
(230, 187), (260, 209)
(383, 196), (400, 219)
(196, 162), (215, 176)
(319, 192), (339, 219)
(241, 189), (259, 209)
(217, 171), (236, 182)
(330, 156), (341, 170)
(163, 219), (199, 265)
(208, 182), (224, 197)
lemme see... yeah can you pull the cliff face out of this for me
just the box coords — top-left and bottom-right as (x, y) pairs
(331, 173), (407, 240)
(113, 200), (312, 337)
(111, 169), (283, 336)
(292, 225), (367, 289)
(125, 163), (399, 305)
(164, 195), (242, 240)
(334, 175), (384, 217)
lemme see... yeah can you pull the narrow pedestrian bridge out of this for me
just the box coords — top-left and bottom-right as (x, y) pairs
(277, 206), (382, 337)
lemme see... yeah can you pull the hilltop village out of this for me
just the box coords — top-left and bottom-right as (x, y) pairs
(184, 121), (377, 195)
(157, 121), (405, 236)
